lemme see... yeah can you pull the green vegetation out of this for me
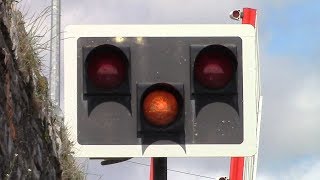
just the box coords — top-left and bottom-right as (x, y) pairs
(7, 1), (85, 179)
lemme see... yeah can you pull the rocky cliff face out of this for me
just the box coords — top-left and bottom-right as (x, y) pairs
(0, 1), (82, 179)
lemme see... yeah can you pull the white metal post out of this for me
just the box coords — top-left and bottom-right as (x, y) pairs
(49, 0), (61, 107)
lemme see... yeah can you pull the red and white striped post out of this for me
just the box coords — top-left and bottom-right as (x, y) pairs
(242, 8), (257, 28)
(229, 8), (257, 180)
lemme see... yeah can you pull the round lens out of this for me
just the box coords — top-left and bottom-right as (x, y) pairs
(143, 90), (179, 127)
(194, 45), (236, 89)
(87, 45), (127, 89)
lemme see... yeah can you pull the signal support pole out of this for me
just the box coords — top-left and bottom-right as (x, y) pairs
(150, 158), (167, 180)
(229, 8), (258, 180)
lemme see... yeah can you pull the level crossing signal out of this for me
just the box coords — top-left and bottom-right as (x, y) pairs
(64, 24), (259, 157)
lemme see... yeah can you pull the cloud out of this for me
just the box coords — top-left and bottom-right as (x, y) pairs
(85, 159), (149, 180)
(258, 159), (320, 180)
(259, 0), (306, 8)
(61, 0), (256, 26)
(294, 73), (320, 112)
(259, 56), (320, 163)
(168, 157), (230, 178)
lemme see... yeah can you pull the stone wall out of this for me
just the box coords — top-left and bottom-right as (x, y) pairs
(0, 1), (82, 179)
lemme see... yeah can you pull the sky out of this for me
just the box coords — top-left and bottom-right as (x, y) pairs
(18, 0), (320, 179)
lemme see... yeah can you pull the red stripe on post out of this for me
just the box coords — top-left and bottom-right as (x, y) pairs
(242, 8), (257, 28)
(229, 157), (244, 180)
(150, 158), (154, 180)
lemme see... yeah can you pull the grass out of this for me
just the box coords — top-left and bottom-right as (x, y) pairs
(59, 121), (85, 180)
(5, 1), (85, 179)
(11, 5), (50, 103)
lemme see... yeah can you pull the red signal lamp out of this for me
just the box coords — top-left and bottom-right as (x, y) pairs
(230, 9), (242, 21)
(143, 90), (179, 127)
(86, 45), (127, 90)
(194, 45), (236, 89)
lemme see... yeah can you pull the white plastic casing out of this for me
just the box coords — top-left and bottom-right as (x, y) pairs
(64, 24), (259, 157)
